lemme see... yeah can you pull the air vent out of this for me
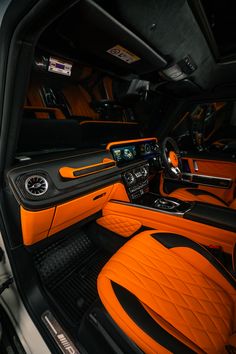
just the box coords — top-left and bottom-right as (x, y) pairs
(25, 175), (48, 196)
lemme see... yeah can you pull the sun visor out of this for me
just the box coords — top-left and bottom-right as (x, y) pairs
(56, 0), (167, 75)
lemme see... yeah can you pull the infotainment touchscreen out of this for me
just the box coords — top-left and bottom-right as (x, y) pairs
(112, 145), (137, 163)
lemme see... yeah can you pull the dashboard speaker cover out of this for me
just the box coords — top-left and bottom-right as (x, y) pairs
(25, 175), (48, 197)
(16, 172), (52, 201)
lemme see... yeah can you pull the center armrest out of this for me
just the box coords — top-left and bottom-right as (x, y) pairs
(184, 202), (236, 233)
(104, 199), (236, 253)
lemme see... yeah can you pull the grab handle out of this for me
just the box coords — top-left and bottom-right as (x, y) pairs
(59, 158), (116, 179)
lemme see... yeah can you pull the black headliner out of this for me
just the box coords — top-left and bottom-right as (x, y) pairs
(36, 0), (236, 98)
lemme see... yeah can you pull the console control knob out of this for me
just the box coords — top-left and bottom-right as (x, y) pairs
(159, 198), (168, 205)
(124, 172), (135, 185)
(140, 166), (148, 178)
(145, 144), (151, 153)
(153, 143), (160, 152)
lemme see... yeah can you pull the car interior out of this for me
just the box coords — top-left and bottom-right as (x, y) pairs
(1, 0), (236, 353)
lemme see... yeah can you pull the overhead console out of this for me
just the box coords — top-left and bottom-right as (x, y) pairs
(38, 0), (167, 76)
(34, 55), (73, 77)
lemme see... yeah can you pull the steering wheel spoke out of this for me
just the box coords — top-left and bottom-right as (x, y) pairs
(161, 137), (183, 179)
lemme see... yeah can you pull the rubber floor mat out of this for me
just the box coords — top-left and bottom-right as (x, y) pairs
(34, 230), (109, 326)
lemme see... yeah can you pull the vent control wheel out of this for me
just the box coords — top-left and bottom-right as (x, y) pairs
(123, 172), (135, 186)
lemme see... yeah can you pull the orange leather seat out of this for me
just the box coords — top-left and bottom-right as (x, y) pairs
(168, 187), (236, 209)
(98, 230), (236, 353)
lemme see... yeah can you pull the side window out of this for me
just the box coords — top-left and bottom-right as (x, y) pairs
(172, 101), (236, 155)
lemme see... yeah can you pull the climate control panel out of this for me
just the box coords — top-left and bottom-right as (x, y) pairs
(122, 163), (149, 200)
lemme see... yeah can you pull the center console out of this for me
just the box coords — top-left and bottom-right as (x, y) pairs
(122, 168), (236, 232)
(109, 137), (161, 200)
(122, 163), (149, 200)
(115, 138), (236, 234)
(135, 193), (192, 215)
(122, 162), (192, 215)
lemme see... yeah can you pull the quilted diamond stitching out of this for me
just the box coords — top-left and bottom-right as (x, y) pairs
(101, 233), (234, 352)
(97, 215), (141, 237)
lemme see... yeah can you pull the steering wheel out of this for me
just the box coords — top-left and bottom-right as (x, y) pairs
(161, 137), (183, 179)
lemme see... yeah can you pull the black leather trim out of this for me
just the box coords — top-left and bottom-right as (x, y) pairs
(186, 188), (228, 206)
(151, 233), (236, 290)
(111, 281), (196, 354)
(185, 202), (236, 233)
(132, 225), (151, 237)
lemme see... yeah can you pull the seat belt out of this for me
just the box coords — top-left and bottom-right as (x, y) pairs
(232, 243), (236, 274)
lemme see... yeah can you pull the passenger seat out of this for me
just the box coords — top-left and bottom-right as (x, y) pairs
(98, 231), (236, 353)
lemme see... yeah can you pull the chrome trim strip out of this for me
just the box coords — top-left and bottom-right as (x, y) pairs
(110, 199), (193, 217)
(193, 160), (199, 172)
(182, 173), (232, 188)
(154, 197), (180, 209)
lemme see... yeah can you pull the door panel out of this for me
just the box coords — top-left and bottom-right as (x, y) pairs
(182, 157), (236, 203)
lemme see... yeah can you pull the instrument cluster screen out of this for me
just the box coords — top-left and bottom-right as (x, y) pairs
(140, 142), (159, 156)
(111, 141), (160, 165)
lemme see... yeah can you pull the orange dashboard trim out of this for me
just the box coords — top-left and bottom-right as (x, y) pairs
(21, 206), (55, 246)
(49, 185), (115, 235)
(59, 158), (116, 179)
(21, 183), (130, 245)
(109, 182), (130, 203)
(106, 137), (157, 150)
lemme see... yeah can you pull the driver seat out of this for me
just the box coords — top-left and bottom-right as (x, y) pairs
(168, 187), (236, 209)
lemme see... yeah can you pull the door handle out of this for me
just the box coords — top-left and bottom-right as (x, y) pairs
(193, 160), (199, 172)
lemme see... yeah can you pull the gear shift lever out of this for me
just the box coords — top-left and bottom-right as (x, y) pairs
(154, 198), (180, 210)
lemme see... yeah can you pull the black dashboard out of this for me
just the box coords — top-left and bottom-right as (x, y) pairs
(8, 138), (161, 210)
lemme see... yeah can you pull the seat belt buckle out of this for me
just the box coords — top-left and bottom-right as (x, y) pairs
(226, 345), (236, 354)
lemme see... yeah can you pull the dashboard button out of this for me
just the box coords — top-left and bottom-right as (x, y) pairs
(140, 166), (148, 177)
